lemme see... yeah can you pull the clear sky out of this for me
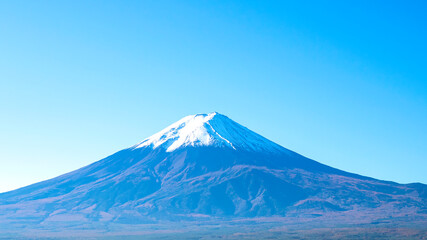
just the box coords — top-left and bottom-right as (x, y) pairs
(0, 1), (426, 193)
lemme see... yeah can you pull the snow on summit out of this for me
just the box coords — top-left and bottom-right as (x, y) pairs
(133, 112), (285, 153)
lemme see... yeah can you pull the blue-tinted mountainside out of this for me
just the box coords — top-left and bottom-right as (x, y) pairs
(0, 113), (426, 227)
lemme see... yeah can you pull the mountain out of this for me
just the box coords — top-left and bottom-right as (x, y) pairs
(0, 112), (426, 237)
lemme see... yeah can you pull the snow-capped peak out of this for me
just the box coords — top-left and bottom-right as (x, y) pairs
(133, 112), (285, 153)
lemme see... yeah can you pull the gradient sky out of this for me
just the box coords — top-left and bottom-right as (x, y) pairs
(0, 1), (426, 193)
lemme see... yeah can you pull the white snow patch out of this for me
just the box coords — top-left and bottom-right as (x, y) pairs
(132, 112), (285, 153)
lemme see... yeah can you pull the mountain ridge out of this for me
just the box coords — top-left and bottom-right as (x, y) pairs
(0, 112), (426, 235)
(132, 112), (286, 153)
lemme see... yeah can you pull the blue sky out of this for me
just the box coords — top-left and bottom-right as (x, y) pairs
(0, 1), (426, 192)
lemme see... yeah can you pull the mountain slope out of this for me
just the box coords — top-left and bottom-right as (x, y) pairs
(0, 112), (426, 227)
(132, 112), (286, 153)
